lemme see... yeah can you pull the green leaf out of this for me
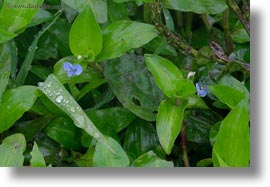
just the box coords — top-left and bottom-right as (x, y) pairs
(123, 119), (159, 160)
(30, 142), (46, 167)
(212, 100), (250, 167)
(196, 158), (213, 167)
(103, 54), (164, 121)
(93, 136), (130, 167)
(231, 21), (250, 43)
(145, 54), (195, 98)
(209, 75), (249, 109)
(0, 27), (16, 43)
(0, 133), (26, 167)
(69, 6), (102, 60)
(0, 0), (44, 35)
(156, 100), (187, 154)
(0, 43), (11, 100)
(131, 151), (173, 167)
(96, 21), (158, 62)
(62, 0), (107, 23)
(44, 117), (82, 151)
(75, 147), (95, 167)
(86, 107), (136, 133)
(28, 9), (53, 28)
(0, 86), (39, 133)
(163, 0), (228, 14)
(185, 109), (222, 143)
(10, 116), (53, 141)
(38, 74), (127, 160)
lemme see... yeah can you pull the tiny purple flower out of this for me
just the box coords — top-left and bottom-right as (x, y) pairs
(63, 62), (83, 77)
(196, 83), (207, 97)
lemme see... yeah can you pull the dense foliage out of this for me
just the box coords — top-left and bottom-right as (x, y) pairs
(0, 0), (250, 167)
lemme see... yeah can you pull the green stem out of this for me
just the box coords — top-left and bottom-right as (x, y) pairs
(16, 9), (63, 85)
(222, 9), (234, 54)
(185, 12), (193, 42)
(226, 0), (250, 35)
(201, 15), (211, 32)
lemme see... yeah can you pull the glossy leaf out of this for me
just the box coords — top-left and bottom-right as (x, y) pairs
(209, 75), (249, 109)
(30, 142), (46, 167)
(69, 6), (102, 60)
(39, 74), (127, 160)
(145, 54), (195, 98)
(156, 100), (187, 154)
(75, 147), (95, 167)
(131, 151), (173, 167)
(185, 109), (222, 143)
(209, 121), (221, 146)
(0, 0), (44, 41)
(0, 43), (11, 100)
(0, 134), (26, 167)
(86, 107), (136, 133)
(103, 54), (164, 121)
(123, 119), (159, 160)
(93, 136), (130, 167)
(44, 117), (82, 151)
(212, 100), (250, 167)
(163, 0), (228, 14)
(0, 86), (39, 133)
(96, 21), (158, 62)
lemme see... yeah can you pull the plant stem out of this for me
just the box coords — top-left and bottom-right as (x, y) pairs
(226, 0), (250, 36)
(222, 9), (234, 54)
(181, 121), (190, 167)
(201, 15), (211, 32)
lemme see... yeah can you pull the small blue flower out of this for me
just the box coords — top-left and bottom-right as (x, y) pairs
(196, 83), (207, 97)
(63, 62), (83, 77)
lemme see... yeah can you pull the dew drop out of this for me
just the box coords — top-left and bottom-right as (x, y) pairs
(55, 95), (63, 103)
(37, 82), (44, 87)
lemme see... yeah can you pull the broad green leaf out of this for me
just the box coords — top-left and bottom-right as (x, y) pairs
(145, 54), (195, 98)
(209, 75), (249, 109)
(93, 136), (130, 167)
(156, 100), (187, 154)
(86, 107), (136, 133)
(54, 56), (106, 85)
(186, 95), (208, 109)
(131, 151), (173, 167)
(44, 117), (82, 151)
(163, 0), (228, 14)
(96, 21), (158, 62)
(0, 133), (26, 167)
(185, 109), (222, 143)
(0, 0), (44, 36)
(38, 74), (127, 160)
(123, 119), (159, 160)
(0, 86), (39, 133)
(69, 6), (102, 60)
(103, 54), (164, 121)
(0, 43), (11, 100)
(30, 142), (46, 167)
(212, 100), (250, 167)
(231, 21), (249, 43)
(62, 0), (107, 23)
(144, 37), (177, 56)
(0, 27), (16, 43)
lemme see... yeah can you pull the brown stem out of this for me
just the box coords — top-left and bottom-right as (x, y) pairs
(222, 9), (234, 54)
(226, 0), (250, 35)
(181, 121), (190, 167)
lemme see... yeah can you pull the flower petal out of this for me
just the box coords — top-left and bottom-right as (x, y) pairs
(67, 71), (74, 77)
(63, 62), (72, 71)
(73, 64), (83, 76)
